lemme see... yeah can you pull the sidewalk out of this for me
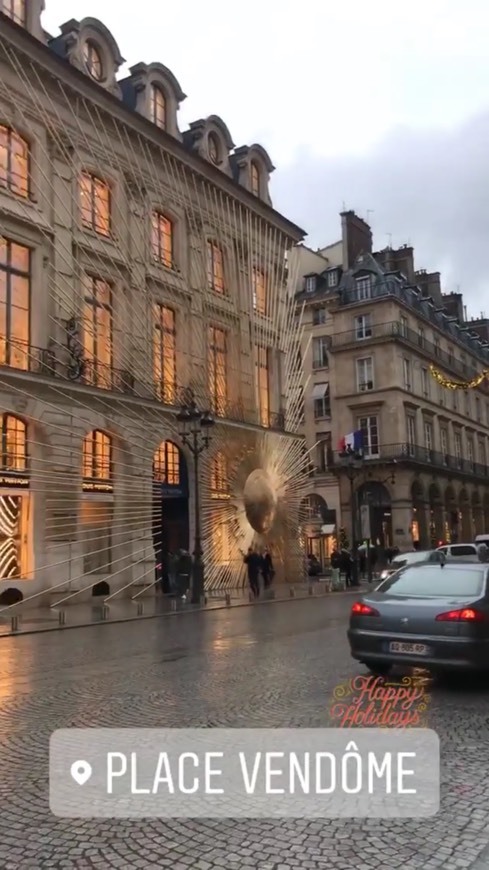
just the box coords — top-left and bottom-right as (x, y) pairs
(0, 579), (369, 638)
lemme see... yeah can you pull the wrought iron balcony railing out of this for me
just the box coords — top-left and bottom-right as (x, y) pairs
(330, 441), (488, 481)
(0, 341), (290, 433)
(329, 321), (487, 385)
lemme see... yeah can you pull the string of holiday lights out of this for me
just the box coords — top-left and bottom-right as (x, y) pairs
(429, 365), (489, 391)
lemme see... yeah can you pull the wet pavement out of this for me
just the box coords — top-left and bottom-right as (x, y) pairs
(0, 595), (488, 868)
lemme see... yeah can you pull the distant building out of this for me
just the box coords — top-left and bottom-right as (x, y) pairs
(293, 210), (489, 558)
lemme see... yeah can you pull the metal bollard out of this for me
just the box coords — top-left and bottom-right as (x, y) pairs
(136, 602), (144, 616)
(308, 584), (314, 595)
(171, 599), (178, 611)
(199, 595), (207, 606)
(10, 615), (19, 633)
(58, 610), (66, 626)
(225, 592), (231, 606)
(101, 605), (109, 621)
(290, 587), (296, 597)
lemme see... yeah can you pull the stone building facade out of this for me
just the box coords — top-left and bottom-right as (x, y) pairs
(294, 210), (489, 561)
(0, 1), (306, 605)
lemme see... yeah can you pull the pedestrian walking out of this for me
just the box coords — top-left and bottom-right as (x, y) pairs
(244, 547), (261, 598)
(261, 548), (274, 589)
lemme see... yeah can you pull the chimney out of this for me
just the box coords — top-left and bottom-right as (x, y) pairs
(341, 210), (372, 269)
(416, 270), (442, 305)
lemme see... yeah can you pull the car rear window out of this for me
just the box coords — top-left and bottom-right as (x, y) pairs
(378, 566), (486, 597)
(450, 545), (476, 556)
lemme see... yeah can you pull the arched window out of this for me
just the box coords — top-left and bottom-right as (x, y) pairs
(82, 430), (112, 481)
(1, 415), (26, 471)
(83, 40), (104, 82)
(208, 133), (220, 165)
(250, 161), (260, 196)
(211, 452), (228, 497)
(153, 441), (180, 485)
(150, 85), (166, 129)
(206, 241), (225, 293)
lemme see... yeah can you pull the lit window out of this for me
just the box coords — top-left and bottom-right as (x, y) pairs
(211, 452), (228, 497)
(153, 441), (180, 485)
(208, 326), (227, 416)
(2, 0), (25, 26)
(1, 414), (26, 471)
(255, 345), (270, 427)
(0, 125), (29, 198)
(82, 430), (112, 481)
(250, 161), (260, 196)
(207, 241), (225, 293)
(80, 172), (110, 236)
(83, 40), (103, 81)
(0, 236), (30, 371)
(150, 85), (166, 129)
(208, 134), (220, 164)
(82, 275), (112, 388)
(252, 268), (266, 314)
(151, 212), (173, 267)
(153, 304), (176, 403)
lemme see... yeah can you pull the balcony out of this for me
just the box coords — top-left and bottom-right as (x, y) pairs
(329, 321), (487, 385)
(0, 340), (290, 433)
(330, 442), (487, 481)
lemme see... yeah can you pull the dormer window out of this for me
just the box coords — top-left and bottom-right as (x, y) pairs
(3, 0), (25, 26)
(355, 275), (372, 301)
(208, 133), (220, 165)
(305, 276), (316, 293)
(150, 85), (166, 130)
(83, 40), (104, 81)
(250, 161), (260, 196)
(327, 270), (337, 288)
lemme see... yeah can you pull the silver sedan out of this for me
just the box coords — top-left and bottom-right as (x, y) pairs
(348, 562), (489, 675)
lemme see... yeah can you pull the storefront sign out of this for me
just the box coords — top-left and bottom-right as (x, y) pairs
(82, 481), (114, 493)
(0, 474), (29, 488)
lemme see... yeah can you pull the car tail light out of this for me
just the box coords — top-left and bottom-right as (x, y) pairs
(435, 608), (485, 623)
(351, 602), (380, 617)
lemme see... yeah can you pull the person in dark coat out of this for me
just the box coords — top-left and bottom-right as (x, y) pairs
(261, 549), (274, 588)
(244, 547), (261, 597)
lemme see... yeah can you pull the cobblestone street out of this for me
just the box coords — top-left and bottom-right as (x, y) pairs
(1, 595), (489, 869)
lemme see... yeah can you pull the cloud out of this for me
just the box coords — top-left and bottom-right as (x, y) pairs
(272, 111), (489, 316)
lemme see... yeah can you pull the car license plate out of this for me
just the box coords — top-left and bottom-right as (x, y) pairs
(389, 641), (429, 655)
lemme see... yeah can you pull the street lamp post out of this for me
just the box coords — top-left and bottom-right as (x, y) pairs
(339, 447), (363, 587)
(176, 398), (214, 604)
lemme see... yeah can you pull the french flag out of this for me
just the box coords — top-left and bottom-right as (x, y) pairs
(339, 429), (363, 453)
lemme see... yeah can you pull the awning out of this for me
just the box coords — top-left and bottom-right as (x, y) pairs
(321, 524), (335, 535)
(311, 383), (329, 399)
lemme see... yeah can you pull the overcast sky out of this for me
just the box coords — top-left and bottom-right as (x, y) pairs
(43, 0), (489, 317)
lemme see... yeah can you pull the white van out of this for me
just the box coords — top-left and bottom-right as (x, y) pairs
(436, 543), (479, 561)
(475, 534), (489, 548)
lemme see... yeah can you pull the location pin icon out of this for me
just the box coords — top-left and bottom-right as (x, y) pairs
(70, 760), (92, 786)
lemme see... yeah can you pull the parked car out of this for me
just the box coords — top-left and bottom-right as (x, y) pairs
(348, 561), (489, 675)
(436, 543), (479, 561)
(379, 549), (445, 581)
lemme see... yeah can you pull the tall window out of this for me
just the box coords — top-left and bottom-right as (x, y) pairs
(207, 241), (225, 293)
(478, 438), (486, 467)
(312, 383), (330, 419)
(313, 307), (326, 326)
(153, 303), (176, 403)
(356, 356), (373, 391)
(403, 358), (412, 390)
(355, 275), (372, 300)
(2, 0), (25, 25)
(252, 268), (266, 314)
(355, 313), (372, 340)
(440, 427), (448, 461)
(82, 275), (112, 388)
(424, 421), (433, 454)
(421, 367), (429, 397)
(0, 125), (29, 197)
(150, 85), (166, 129)
(358, 415), (379, 457)
(0, 237), (30, 370)
(1, 414), (26, 471)
(80, 172), (110, 236)
(467, 437), (475, 468)
(151, 212), (173, 268)
(208, 326), (227, 415)
(83, 40), (103, 81)
(250, 161), (260, 196)
(312, 336), (329, 369)
(454, 431), (462, 467)
(316, 434), (332, 472)
(153, 441), (180, 485)
(304, 276), (316, 293)
(406, 415), (416, 454)
(82, 430), (112, 481)
(255, 346), (270, 427)
(400, 316), (408, 337)
(211, 452), (228, 497)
